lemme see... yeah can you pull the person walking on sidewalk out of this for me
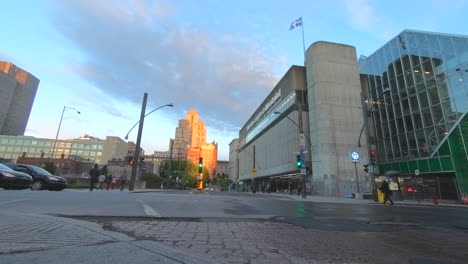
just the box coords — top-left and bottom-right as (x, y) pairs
(380, 180), (394, 205)
(106, 174), (114, 190)
(119, 170), (128, 191)
(89, 164), (100, 192)
(97, 174), (106, 190)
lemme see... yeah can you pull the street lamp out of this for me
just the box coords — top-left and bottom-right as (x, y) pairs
(125, 97), (174, 191)
(357, 87), (390, 200)
(51, 106), (81, 159)
(273, 109), (308, 198)
(124, 103), (174, 140)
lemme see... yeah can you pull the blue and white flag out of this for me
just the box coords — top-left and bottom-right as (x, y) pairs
(289, 17), (302, 30)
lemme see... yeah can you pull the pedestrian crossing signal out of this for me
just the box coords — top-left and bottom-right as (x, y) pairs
(197, 180), (204, 190)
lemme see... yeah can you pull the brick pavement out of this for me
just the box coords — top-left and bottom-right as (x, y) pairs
(107, 219), (468, 264)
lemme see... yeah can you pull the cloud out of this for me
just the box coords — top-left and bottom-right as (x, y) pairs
(50, 0), (279, 133)
(344, 0), (377, 30)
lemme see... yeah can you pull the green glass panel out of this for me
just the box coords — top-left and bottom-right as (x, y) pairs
(391, 163), (400, 171)
(400, 162), (410, 173)
(438, 141), (451, 156)
(418, 160), (430, 172)
(408, 161), (418, 173)
(428, 158), (442, 171)
(440, 157), (453, 171)
(448, 115), (468, 195)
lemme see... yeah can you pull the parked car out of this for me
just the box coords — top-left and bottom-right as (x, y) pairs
(2, 163), (67, 191)
(0, 163), (33, 190)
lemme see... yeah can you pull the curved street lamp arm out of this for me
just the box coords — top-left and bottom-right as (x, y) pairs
(125, 103), (173, 140)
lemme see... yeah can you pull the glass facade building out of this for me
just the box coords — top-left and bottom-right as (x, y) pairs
(0, 135), (105, 164)
(359, 30), (468, 200)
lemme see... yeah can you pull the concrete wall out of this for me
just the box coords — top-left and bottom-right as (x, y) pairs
(228, 138), (239, 182)
(305, 41), (370, 197)
(0, 62), (39, 136)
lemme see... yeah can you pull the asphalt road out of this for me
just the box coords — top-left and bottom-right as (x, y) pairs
(1, 189), (467, 264)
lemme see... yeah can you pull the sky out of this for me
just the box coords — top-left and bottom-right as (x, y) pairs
(1, 0), (467, 160)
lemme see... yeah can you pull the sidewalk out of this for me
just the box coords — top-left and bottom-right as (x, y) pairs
(256, 192), (468, 208)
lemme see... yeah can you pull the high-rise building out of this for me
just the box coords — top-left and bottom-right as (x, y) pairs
(171, 109), (218, 177)
(0, 61), (39, 136)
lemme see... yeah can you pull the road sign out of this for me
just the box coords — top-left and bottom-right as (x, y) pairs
(415, 169), (420, 176)
(251, 168), (257, 174)
(299, 133), (306, 148)
(350, 151), (360, 162)
(300, 168), (306, 175)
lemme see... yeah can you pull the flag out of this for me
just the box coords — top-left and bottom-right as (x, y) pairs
(289, 17), (302, 30)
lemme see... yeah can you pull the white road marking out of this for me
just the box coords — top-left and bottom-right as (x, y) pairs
(136, 199), (161, 217)
(0, 199), (29, 205)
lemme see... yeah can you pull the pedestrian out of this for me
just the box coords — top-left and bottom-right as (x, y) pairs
(119, 170), (128, 191)
(266, 183), (271, 194)
(380, 180), (394, 205)
(97, 174), (106, 190)
(111, 175), (116, 190)
(106, 174), (114, 190)
(89, 164), (99, 192)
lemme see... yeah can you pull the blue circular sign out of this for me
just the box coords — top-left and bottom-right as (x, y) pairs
(351, 151), (360, 161)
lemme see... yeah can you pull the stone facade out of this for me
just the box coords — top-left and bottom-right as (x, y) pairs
(171, 109), (218, 178)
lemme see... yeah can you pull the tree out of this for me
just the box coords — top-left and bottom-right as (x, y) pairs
(43, 162), (56, 175)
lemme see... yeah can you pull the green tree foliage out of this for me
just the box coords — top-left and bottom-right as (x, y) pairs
(43, 162), (56, 175)
(158, 159), (211, 188)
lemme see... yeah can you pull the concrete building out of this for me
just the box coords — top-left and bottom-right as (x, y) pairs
(0, 61), (39, 136)
(232, 29), (468, 200)
(228, 138), (239, 182)
(171, 109), (218, 177)
(0, 134), (129, 165)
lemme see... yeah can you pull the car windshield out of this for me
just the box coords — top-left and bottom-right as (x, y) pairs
(31, 166), (52, 175)
(0, 164), (15, 172)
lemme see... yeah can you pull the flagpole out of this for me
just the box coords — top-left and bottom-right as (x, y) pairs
(301, 17), (306, 65)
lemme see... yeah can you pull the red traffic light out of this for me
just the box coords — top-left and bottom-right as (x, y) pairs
(369, 150), (376, 156)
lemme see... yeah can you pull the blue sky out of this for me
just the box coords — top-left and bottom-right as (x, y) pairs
(1, 0), (467, 160)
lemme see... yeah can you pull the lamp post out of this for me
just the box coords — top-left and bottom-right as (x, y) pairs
(51, 106), (81, 159)
(126, 97), (174, 191)
(357, 87), (390, 200)
(274, 108), (308, 198)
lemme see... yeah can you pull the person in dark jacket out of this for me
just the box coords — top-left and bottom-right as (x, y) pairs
(89, 164), (100, 192)
(380, 180), (394, 205)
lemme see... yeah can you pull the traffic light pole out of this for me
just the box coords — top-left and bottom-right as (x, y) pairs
(129, 93), (148, 191)
(298, 103), (306, 198)
(361, 92), (377, 201)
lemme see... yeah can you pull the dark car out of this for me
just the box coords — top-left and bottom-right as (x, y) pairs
(0, 163), (33, 190)
(3, 163), (67, 191)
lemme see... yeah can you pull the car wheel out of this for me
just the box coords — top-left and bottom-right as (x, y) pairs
(31, 181), (44, 190)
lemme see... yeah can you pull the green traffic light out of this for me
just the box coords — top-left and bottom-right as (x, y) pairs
(198, 164), (202, 168)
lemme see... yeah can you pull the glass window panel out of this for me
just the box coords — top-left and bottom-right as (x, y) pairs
(408, 132), (417, 148)
(65, 143), (72, 148)
(397, 75), (406, 91)
(425, 77), (436, 88)
(400, 136), (409, 158)
(387, 107), (395, 121)
(31, 141), (37, 145)
(422, 108), (433, 126)
(428, 86), (440, 106)
(92, 145), (97, 150)
(402, 55), (411, 71)
(409, 95), (419, 111)
(411, 55), (420, 67)
(382, 122), (391, 138)
(413, 111), (423, 129)
(90, 151), (96, 156)
(394, 102), (402, 117)
(405, 71), (415, 90)
(452, 37), (468, 62)
(395, 59), (403, 76)
(390, 121), (397, 135)
(388, 64), (395, 80)
(413, 64), (423, 83)
(426, 127), (438, 147)
(402, 98), (410, 115)
(83, 151), (90, 156)
(98, 145), (103, 150)
(439, 36), (457, 70)
(397, 118), (405, 134)
(418, 90), (430, 108)
(422, 60), (434, 77)
(390, 78), (398, 95)
(436, 125), (448, 142)
(392, 137), (401, 158)
(438, 82), (450, 102)
(442, 101), (459, 122)
(432, 104), (444, 124)
(414, 33), (429, 57)
(405, 115), (413, 131)
(427, 34), (443, 59)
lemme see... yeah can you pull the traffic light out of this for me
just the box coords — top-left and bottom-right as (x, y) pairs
(198, 157), (203, 173)
(306, 166), (311, 175)
(406, 186), (414, 193)
(369, 149), (376, 166)
(296, 155), (302, 168)
(127, 156), (134, 165)
(363, 164), (369, 173)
